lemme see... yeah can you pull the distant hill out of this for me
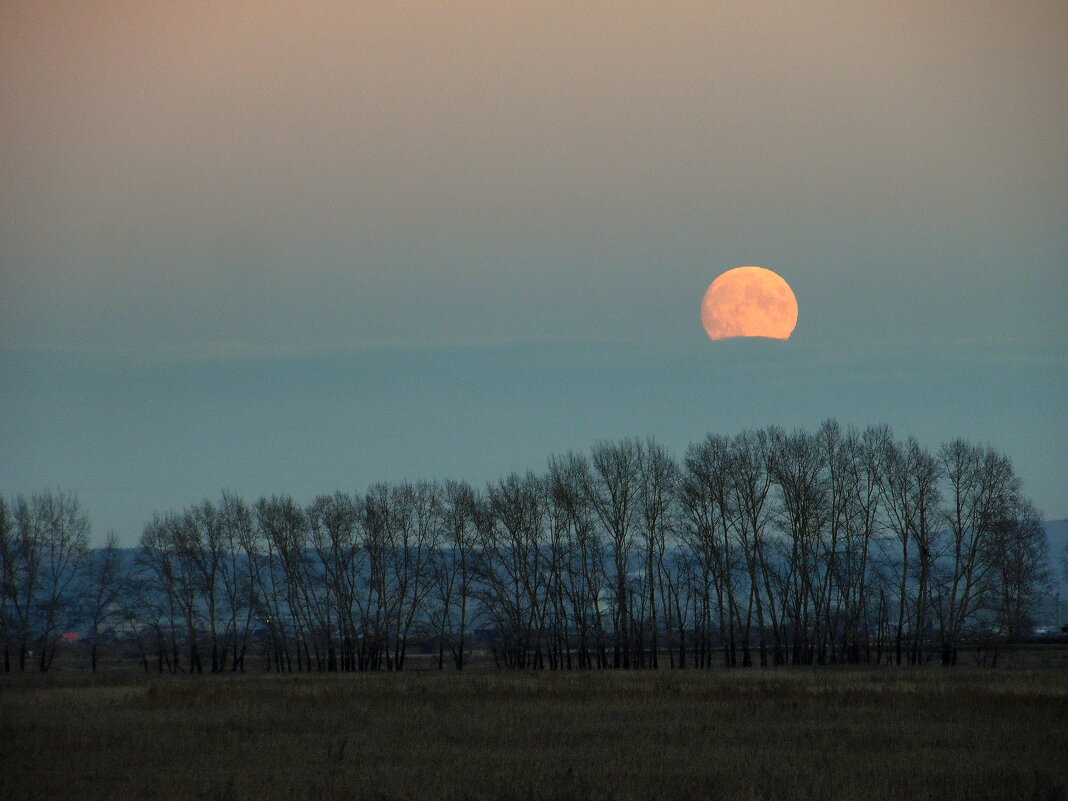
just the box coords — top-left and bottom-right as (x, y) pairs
(84, 527), (1068, 627)
(1044, 519), (1068, 552)
(1044, 519), (1068, 592)
(93, 528), (1068, 582)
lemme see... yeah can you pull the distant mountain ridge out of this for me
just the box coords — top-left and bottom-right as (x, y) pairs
(1043, 519), (1068, 591)
(95, 521), (1068, 598)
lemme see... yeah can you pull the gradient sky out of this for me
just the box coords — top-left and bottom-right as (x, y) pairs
(2, 1), (1065, 543)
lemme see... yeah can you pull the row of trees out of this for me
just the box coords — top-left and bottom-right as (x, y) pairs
(1, 421), (1058, 673)
(0, 491), (113, 672)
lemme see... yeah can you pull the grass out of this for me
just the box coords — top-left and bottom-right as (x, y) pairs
(2, 666), (1066, 800)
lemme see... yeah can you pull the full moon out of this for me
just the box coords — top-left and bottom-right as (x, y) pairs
(701, 266), (798, 341)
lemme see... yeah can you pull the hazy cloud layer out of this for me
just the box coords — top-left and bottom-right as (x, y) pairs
(3, 1), (1065, 354)
(2, 2), (1064, 538)
(2, 342), (1064, 543)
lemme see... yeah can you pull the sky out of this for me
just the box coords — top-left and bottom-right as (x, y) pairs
(1, 1), (1065, 544)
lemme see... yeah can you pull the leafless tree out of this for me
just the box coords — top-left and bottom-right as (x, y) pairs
(985, 499), (1050, 641)
(255, 495), (320, 671)
(7, 492), (90, 671)
(877, 437), (941, 664)
(769, 427), (830, 664)
(428, 481), (480, 670)
(727, 429), (779, 666)
(8, 423), (1042, 678)
(635, 438), (677, 669)
(477, 473), (548, 669)
(308, 491), (363, 671)
(82, 532), (124, 672)
(218, 492), (257, 671)
(679, 434), (741, 667)
(936, 440), (1017, 664)
(821, 423), (887, 663)
(587, 439), (642, 668)
(0, 496), (15, 671)
(139, 512), (203, 672)
(360, 482), (442, 671)
(548, 452), (608, 669)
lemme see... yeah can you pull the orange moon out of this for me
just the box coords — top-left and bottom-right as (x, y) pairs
(701, 266), (798, 340)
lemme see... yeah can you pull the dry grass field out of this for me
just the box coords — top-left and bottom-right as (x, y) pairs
(2, 666), (1067, 801)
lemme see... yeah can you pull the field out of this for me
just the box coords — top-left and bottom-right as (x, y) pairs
(2, 665), (1067, 801)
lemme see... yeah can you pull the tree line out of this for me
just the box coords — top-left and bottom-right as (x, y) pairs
(0, 421), (1056, 674)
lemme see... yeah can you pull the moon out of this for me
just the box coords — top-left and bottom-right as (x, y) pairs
(701, 266), (798, 341)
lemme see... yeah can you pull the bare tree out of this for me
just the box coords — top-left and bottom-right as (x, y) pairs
(139, 512), (205, 672)
(478, 473), (548, 669)
(635, 438), (676, 669)
(82, 532), (124, 672)
(181, 500), (233, 672)
(878, 437), (941, 665)
(8, 492), (90, 671)
(936, 441), (1017, 665)
(0, 496), (15, 672)
(727, 429), (778, 666)
(255, 495), (319, 671)
(218, 492), (257, 672)
(680, 434), (740, 667)
(359, 484), (393, 671)
(392, 483), (442, 670)
(542, 473), (574, 670)
(1062, 536), (1068, 605)
(8, 497), (43, 671)
(548, 452), (608, 670)
(116, 564), (168, 673)
(822, 423), (887, 663)
(10, 423), (1051, 677)
(428, 480), (480, 670)
(985, 499), (1049, 640)
(360, 483), (442, 671)
(308, 491), (363, 671)
(769, 428), (830, 664)
(130, 531), (182, 673)
(587, 439), (641, 669)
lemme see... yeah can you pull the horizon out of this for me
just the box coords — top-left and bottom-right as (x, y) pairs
(3, 338), (1064, 545)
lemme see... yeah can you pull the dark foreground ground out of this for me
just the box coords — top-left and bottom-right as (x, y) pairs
(2, 666), (1066, 801)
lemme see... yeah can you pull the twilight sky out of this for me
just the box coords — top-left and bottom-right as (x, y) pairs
(2, 1), (1065, 543)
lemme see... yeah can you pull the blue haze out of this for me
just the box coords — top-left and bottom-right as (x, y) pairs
(2, 340), (1063, 545)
